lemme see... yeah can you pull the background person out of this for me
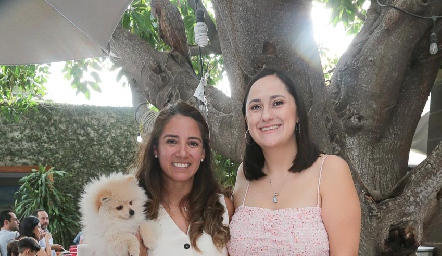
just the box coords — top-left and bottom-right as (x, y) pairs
(18, 216), (51, 256)
(33, 210), (63, 256)
(227, 68), (361, 255)
(17, 237), (41, 256)
(136, 101), (233, 255)
(0, 210), (19, 256)
(6, 240), (18, 256)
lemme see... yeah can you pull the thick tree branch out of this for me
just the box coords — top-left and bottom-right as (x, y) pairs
(111, 26), (243, 161)
(212, 0), (335, 153)
(330, 0), (442, 194)
(376, 142), (442, 254)
(330, 0), (437, 139)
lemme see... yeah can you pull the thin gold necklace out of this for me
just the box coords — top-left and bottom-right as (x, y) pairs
(164, 196), (189, 212)
(170, 201), (188, 212)
(269, 172), (291, 203)
(162, 199), (190, 233)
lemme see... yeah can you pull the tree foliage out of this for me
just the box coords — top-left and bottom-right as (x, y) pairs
(0, 65), (48, 120)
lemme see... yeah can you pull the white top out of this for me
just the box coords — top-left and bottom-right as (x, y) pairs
(146, 194), (228, 256)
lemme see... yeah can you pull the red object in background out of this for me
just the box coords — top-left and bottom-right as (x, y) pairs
(69, 245), (77, 256)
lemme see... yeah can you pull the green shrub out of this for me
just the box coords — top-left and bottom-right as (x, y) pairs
(213, 151), (239, 189)
(14, 165), (79, 248)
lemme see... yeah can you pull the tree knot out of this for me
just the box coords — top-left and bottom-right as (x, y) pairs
(382, 221), (419, 256)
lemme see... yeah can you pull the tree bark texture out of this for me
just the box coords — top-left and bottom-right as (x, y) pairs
(111, 0), (442, 254)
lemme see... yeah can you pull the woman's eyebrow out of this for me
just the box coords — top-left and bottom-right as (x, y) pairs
(248, 98), (261, 105)
(270, 94), (285, 99)
(188, 137), (202, 142)
(248, 94), (285, 105)
(163, 134), (202, 142)
(162, 134), (178, 139)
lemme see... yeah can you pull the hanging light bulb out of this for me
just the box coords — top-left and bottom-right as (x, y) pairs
(430, 32), (438, 55)
(194, 8), (208, 47)
(137, 132), (142, 143)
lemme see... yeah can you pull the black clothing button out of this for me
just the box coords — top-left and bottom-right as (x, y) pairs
(184, 243), (190, 249)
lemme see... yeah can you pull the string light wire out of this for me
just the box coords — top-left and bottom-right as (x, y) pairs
(192, 0), (209, 115)
(376, 0), (442, 54)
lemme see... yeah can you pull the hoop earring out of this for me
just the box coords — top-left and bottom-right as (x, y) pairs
(295, 122), (301, 137)
(245, 130), (255, 145)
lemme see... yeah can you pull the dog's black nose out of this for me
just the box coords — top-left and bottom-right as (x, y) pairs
(129, 209), (134, 216)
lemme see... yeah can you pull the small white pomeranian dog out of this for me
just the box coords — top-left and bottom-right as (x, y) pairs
(79, 173), (148, 256)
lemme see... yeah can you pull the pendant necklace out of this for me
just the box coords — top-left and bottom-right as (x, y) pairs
(269, 172), (291, 203)
(164, 196), (188, 212)
(171, 201), (188, 212)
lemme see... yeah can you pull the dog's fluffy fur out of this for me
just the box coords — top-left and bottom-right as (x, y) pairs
(79, 173), (147, 256)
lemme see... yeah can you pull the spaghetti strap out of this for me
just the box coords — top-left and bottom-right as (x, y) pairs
(317, 155), (328, 207)
(242, 183), (250, 206)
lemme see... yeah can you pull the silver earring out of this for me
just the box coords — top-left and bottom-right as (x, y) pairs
(200, 159), (204, 162)
(154, 155), (158, 158)
(244, 130), (255, 145)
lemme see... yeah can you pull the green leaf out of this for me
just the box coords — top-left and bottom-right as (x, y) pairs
(90, 71), (102, 83)
(122, 13), (131, 29)
(88, 82), (102, 93)
(84, 89), (91, 100)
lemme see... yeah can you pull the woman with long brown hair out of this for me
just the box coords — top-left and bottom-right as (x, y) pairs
(136, 101), (233, 255)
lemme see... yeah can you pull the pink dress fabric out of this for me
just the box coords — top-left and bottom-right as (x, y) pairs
(227, 156), (330, 256)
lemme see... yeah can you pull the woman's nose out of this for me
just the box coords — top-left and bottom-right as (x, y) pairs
(177, 143), (187, 157)
(261, 107), (274, 121)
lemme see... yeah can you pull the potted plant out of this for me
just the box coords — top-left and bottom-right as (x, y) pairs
(14, 165), (79, 248)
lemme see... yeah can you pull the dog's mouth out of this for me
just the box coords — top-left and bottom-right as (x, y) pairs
(119, 213), (135, 220)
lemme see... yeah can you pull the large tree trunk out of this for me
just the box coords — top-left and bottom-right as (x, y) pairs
(111, 0), (442, 254)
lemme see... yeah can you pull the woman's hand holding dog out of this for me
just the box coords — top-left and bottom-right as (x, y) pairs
(136, 227), (148, 256)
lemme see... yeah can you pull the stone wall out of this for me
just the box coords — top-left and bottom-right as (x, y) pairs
(0, 103), (139, 209)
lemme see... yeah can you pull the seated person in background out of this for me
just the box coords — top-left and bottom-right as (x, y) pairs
(34, 209), (63, 256)
(72, 231), (83, 245)
(17, 237), (41, 256)
(0, 210), (20, 256)
(18, 216), (52, 256)
(7, 240), (19, 256)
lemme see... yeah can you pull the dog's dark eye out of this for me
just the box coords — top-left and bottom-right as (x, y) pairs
(116, 206), (123, 210)
(129, 201), (133, 205)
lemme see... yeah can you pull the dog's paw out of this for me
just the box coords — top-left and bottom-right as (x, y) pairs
(140, 220), (161, 250)
(128, 237), (141, 256)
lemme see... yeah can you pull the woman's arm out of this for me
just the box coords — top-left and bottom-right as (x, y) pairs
(35, 234), (51, 256)
(321, 155), (361, 256)
(44, 233), (52, 256)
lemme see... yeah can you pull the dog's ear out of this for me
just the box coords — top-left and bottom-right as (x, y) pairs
(125, 175), (137, 185)
(95, 189), (112, 211)
(100, 196), (110, 203)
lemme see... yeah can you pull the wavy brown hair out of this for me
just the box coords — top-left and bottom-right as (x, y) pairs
(136, 101), (229, 251)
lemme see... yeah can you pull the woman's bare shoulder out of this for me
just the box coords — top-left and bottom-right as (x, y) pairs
(322, 155), (350, 173)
